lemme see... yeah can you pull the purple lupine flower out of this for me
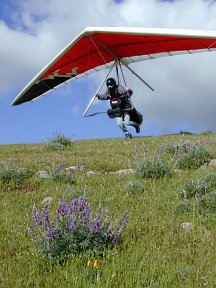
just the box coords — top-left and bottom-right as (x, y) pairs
(41, 204), (49, 226)
(105, 230), (114, 238)
(159, 144), (164, 155)
(73, 198), (80, 215)
(174, 149), (181, 160)
(80, 196), (91, 222)
(68, 218), (77, 232)
(32, 205), (42, 226)
(60, 160), (65, 169)
(68, 200), (74, 216)
(56, 197), (68, 218)
(91, 218), (101, 233)
(119, 211), (129, 227)
(133, 145), (138, 157)
(80, 195), (87, 209)
(76, 160), (83, 171)
(112, 229), (122, 244)
(27, 225), (36, 240)
(142, 144), (147, 157)
(47, 221), (55, 239)
(81, 205), (91, 223)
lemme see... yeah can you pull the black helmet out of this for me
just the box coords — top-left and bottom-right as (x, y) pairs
(106, 78), (116, 87)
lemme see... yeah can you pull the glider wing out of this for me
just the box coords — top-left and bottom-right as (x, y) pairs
(11, 27), (216, 105)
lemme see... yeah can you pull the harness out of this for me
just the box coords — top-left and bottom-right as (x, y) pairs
(109, 86), (131, 111)
(107, 86), (134, 119)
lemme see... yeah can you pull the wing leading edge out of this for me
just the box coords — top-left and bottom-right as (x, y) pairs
(11, 27), (216, 105)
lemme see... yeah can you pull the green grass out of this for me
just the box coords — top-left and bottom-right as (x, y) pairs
(1, 134), (216, 287)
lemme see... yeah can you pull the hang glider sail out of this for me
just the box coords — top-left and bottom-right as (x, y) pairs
(11, 26), (216, 106)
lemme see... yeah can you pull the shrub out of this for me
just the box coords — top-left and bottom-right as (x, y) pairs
(44, 133), (73, 151)
(136, 155), (172, 179)
(197, 191), (216, 214)
(163, 138), (212, 169)
(0, 161), (30, 190)
(50, 161), (76, 184)
(177, 148), (212, 169)
(174, 201), (191, 214)
(124, 180), (144, 194)
(180, 173), (216, 199)
(28, 196), (129, 264)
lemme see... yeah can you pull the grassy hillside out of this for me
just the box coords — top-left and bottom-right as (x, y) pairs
(1, 133), (216, 287)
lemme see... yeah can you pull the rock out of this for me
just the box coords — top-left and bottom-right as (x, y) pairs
(208, 159), (216, 167)
(36, 170), (49, 178)
(112, 169), (135, 175)
(41, 197), (53, 205)
(181, 222), (193, 232)
(66, 164), (84, 171)
(86, 171), (97, 176)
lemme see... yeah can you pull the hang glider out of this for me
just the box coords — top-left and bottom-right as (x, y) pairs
(11, 26), (216, 106)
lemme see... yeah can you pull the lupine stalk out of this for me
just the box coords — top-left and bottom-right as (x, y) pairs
(56, 197), (68, 218)
(32, 205), (42, 226)
(41, 204), (49, 226)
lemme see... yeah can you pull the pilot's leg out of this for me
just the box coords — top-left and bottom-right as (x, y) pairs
(124, 112), (140, 134)
(116, 116), (132, 138)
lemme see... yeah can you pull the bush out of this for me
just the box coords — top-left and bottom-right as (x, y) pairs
(174, 201), (191, 214)
(124, 180), (144, 194)
(180, 173), (216, 199)
(136, 156), (172, 179)
(163, 138), (212, 169)
(197, 191), (216, 214)
(28, 196), (129, 264)
(44, 133), (73, 151)
(0, 162), (30, 190)
(177, 148), (212, 169)
(50, 161), (76, 184)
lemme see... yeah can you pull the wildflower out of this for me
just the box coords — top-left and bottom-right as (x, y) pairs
(27, 225), (36, 240)
(112, 230), (122, 244)
(158, 144), (164, 155)
(80, 196), (91, 223)
(47, 221), (56, 239)
(68, 218), (76, 232)
(73, 198), (79, 214)
(28, 196), (129, 263)
(91, 218), (101, 233)
(76, 161), (83, 171)
(174, 149), (182, 160)
(119, 211), (129, 227)
(41, 204), (49, 226)
(133, 145), (138, 156)
(32, 205), (42, 226)
(93, 260), (99, 267)
(87, 260), (92, 267)
(56, 197), (68, 218)
(142, 144), (147, 157)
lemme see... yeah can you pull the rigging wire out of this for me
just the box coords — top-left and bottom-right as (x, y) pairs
(90, 37), (108, 67)
(118, 60), (127, 87)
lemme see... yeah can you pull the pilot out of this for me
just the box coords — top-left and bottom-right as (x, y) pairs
(97, 78), (142, 138)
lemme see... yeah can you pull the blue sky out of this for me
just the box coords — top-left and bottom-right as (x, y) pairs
(1, 0), (216, 144)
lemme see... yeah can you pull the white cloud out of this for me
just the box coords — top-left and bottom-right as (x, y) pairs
(1, 0), (216, 134)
